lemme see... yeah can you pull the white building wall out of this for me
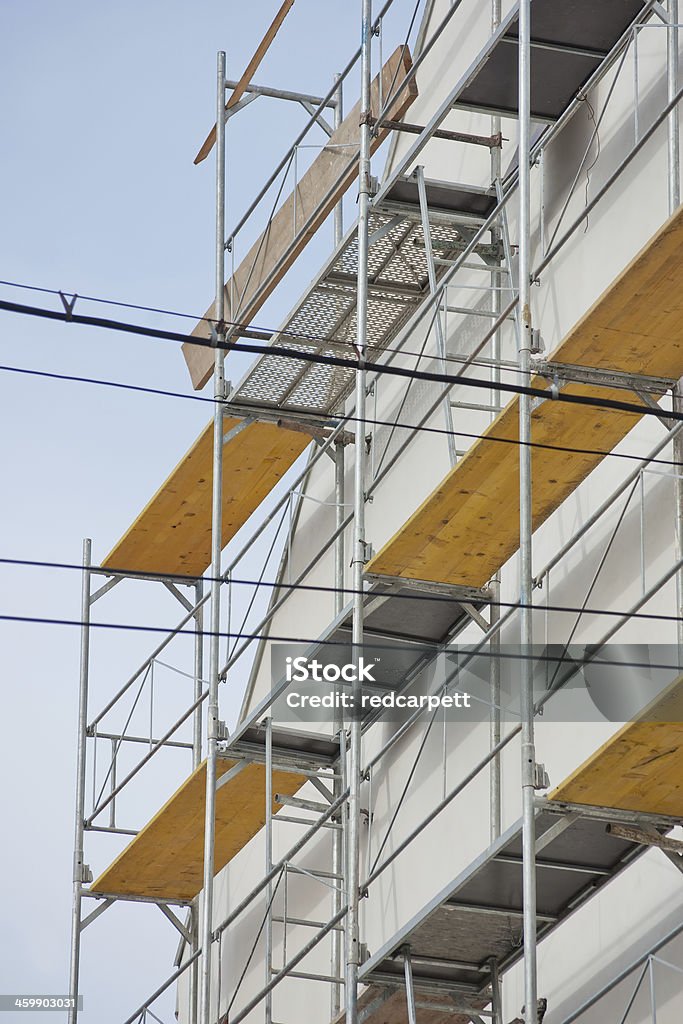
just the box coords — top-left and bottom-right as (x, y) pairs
(179, 3), (683, 1023)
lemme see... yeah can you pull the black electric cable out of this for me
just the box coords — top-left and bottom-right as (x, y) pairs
(3, 556), (683, 627)
(1, 277), (529, 379)
(3, 612), (682, 675)
(0, 296), (678, 424)
(1, 362), (680, 471)
(0, 279), (532, 381)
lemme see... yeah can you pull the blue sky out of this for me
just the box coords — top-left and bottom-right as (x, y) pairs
(0, 2), (418, 1020)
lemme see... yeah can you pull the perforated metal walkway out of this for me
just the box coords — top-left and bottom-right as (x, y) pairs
(229, 179), (496, 417)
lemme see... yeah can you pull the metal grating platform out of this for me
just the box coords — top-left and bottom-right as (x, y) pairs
(359, 808), (647, 994)
(455, 0), (647, 122)
(229, 178), (495, 417)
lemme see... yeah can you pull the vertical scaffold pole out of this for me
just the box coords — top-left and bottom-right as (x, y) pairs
(331, 436), (345, 1021)
(332, 726), (347, 1020)
(332, 69), (346, 1016)
(200, 49), (227, 1024)
(265, 717), (274, 1024)
(335, 442), (346, 621)
(68, 538), (92, 1024)
(489, 958), (503, 1024)
(669, 0), (680, 213)
(194, 579), (205, 770)
(346, 2), (372, 1022)
(489, 0), (503, 844)
(668, 1), (683, 657)
(190, 578), (204, 1024)
(674, 380), (683, 653)
(518, 5), (538, 1024)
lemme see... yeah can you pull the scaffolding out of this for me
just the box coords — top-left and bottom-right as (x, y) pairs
(66, 2), (683, 1024)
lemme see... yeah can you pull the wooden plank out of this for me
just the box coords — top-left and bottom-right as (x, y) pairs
(91, 757), (307, 901)
(183, 47), (419, 390)
(549, 674), (683, 816)
(366, 203), (683, 589)
(194, 0), (296, 165)
(101, 418), (310, 578)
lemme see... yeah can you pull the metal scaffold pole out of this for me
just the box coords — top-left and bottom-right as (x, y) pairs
(200, 49), (227, 1024)
(669, 0), (680, 213)
(190, 578), (204, 1024)
(332, 727), (347, 1020)
(193, 578), (205, 771)
(68, 538), (92, 1024)
(332, 68), (346, 1014)
(489, 0), (503, 846)
(332, 433), (346, 1021)
(518, 4), (538, 1024)
(346, 2), (372, 1022)
(668, 0), (683, 659)
(489, 957), (503, 1024)
(265, 717), (274, 1024)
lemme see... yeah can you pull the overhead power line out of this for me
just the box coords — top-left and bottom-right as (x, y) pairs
(1, 362), (681, 470)
(0, 296), (680, 426)
(2, 555), (683, 628)
(0, 278), (672, 394)
(3, 612), (683, 676)
(1, 277), (526, 379)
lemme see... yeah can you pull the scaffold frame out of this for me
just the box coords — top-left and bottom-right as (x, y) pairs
(66, 3), (683, 1024)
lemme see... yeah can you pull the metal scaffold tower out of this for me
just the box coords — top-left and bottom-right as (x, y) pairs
(66, 2), (683, 1024)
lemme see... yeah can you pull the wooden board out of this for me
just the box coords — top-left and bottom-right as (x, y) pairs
(550, 674), (683, 816)
(102, 418), (310, 577)
(183, 47), (419, 390)
(194, 0), (296, 165)
(366, 203), (683, 589)
(91, 757), (307, 901)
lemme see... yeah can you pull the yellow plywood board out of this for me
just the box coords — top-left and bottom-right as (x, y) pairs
(183, 47), (419, 390)
(550, 674), (683, 816)
(102, 418), (310, 577)
(91, 757), (307, 901)
(367, 203), (683, 589)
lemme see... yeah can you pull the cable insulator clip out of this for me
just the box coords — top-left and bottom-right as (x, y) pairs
(59, 291), (78, 320)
